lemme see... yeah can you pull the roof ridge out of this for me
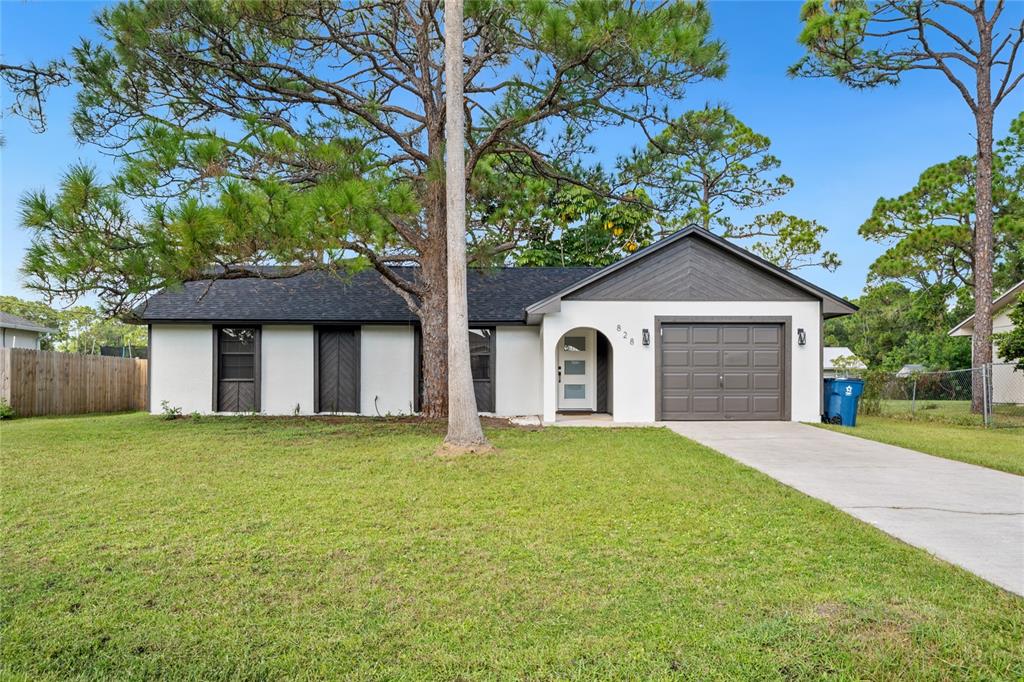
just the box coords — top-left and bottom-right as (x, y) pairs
(136, 263), (599, 323)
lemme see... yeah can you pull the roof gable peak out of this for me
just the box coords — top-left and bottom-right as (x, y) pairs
(525, 225), (856, 320)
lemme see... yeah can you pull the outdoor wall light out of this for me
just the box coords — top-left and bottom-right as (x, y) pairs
(797, 328), (807, 346)
(642, 328), (650, 346)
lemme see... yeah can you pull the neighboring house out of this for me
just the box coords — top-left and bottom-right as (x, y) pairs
(896, 364), (927, 377)
(0, 312), (56, 350)
(823, 346), (867, 378)
(137, 225), (857, 423)
(949, 278), (1024, 404)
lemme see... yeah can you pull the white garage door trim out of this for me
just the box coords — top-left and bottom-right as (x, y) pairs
(654, 316), (792, 421)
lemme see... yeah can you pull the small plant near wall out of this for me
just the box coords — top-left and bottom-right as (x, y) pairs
(159, 400), (182, 420)
(0, 399), (15, 420)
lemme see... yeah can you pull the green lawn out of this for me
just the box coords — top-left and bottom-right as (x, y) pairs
(877, 399), (1024, 428)
(817, 415), (1024, 476)
(2, 414), (1022, 680)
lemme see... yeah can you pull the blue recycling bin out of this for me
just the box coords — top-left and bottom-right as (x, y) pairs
(823, 378), (865, 426)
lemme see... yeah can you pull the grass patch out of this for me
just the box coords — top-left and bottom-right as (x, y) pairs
(816, 415), (1024, 477)
(2, 413), (1022, 679)
(875, 399), (1024, 428)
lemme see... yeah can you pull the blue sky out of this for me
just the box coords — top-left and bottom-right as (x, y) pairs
(2, 0), (1021, 304)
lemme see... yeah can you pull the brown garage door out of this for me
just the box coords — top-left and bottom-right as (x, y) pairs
(659, 323), (784, 420)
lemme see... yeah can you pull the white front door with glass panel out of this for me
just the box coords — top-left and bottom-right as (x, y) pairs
(557, 328), (596, 411)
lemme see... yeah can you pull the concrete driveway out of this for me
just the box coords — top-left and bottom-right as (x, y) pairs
(666, 421), (1024, 596)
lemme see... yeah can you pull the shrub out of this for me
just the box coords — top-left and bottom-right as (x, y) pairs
(0, 399), (15, 420)
(159, 400), (183, 420)
(858, 369), (888, 416)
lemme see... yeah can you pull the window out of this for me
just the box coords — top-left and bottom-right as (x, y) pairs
(469, 328), (494, 412)
(215, 326), (259, 412)
(564, 384), (586, 400)
(220, 353), (255, 379)
(564, 360), (586, 375)
(563, 336), (586, 352)
(414, 327), (495, 413)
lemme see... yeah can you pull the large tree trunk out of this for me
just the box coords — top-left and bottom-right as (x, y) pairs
(418, 246), (448, 420)
(416, 76), (451, 419)
(442, 0), (489, 450)
(971, 25), (995, 414)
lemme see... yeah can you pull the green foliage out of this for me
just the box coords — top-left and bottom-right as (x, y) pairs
(159, 400), (182, 420)
(623, 107), (839, 271)
(829, 353), (866, 378)
(791, 0), (1023, 100)
(0, 295), (145, 353)
(844, 116), (1024, 372)
(20, 164), (400, 314)
(791, 0), (902, 87)
(857, 368), (889, 416)
(623, 107), (793, 232)
(25, 0), (726, 318)
(793, 0), (1024, 376)
(0, 399), (15, 420)
(509, 184), (656, 267)
(860, 117), (1024, 290)
(994, 296), (1024, 369)
(741, 211), (840, 272)
(825, 282), (971, 371)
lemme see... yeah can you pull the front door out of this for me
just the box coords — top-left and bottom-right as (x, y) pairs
(216, 326), (259, 412)
(316, 327), (360, 413)
(557, 328), (595, 411)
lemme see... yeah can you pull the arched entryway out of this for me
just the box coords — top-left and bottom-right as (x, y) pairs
(555, 327), (614, 418)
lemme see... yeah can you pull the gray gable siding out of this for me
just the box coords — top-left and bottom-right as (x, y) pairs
(564, 236), (816, 302)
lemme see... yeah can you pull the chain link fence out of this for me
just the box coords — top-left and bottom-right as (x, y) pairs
(854, 363), (1024, 428)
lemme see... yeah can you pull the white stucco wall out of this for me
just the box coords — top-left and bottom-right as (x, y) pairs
(262, 325), (314, 415)
(1, 328), (42, 349)
(540, 300), (822, 423)
(150, 324), (213, 414)
(494, 325), (543, 416)
(360, 325), (415, 416)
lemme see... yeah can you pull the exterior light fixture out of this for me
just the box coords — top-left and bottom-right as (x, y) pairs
(642, 328), (650, 346)
(797, 328), (807, 346)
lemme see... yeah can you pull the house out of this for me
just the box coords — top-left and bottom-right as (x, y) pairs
(896, 364), (927, 377)
(823, 346), (867, 378)
(0, 312), (56, 350)
(137, 225), (857, 423)
(949, 278), (1024, 404)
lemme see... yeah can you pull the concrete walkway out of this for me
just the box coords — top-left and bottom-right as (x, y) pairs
(666, 421), (1024, 596)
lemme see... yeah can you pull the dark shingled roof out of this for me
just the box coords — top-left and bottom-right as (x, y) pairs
(136, 266), (600, 324)
(0, 311), (57, 334)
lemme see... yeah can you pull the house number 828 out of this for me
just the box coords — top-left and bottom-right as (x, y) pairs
(615, 324), (635, 345)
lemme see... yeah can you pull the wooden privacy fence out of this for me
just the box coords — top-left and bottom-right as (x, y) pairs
(0, 348), (147, 417)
